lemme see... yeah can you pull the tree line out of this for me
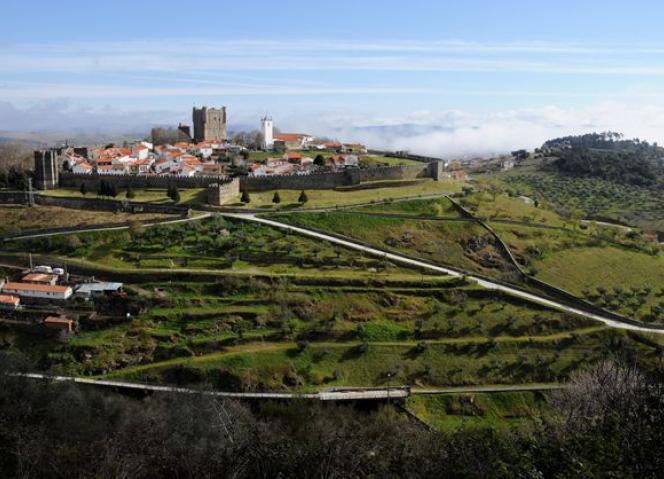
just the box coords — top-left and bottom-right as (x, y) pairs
(543, 132), (664, 186)
(1, 356), (664, 478)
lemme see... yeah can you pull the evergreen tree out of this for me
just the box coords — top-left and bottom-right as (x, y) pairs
(272, 191), (281, 204)
(79, 182), (87, 196)
(126, 184), (136, 199)
(314, 154), (326, 167)
(241, 190), (251, 204)
(108, 182), (118, 198)
(298, 190), (308, 204)
(172, 188), (180, 203)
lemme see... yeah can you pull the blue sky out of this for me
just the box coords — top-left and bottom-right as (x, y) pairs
(3, 0), (664, 155)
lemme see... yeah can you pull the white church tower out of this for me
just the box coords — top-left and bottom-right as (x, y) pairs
(261, 115), (274, 150)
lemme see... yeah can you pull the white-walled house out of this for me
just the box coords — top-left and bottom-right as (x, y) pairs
(2, 282), (73, 300)
(72, 161), (93, 174)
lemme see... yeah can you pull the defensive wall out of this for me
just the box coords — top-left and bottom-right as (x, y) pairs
(207, 178), (240, 206)
(59, 172), (230, 190)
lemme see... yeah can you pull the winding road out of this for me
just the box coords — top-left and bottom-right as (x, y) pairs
(4, 206), (664, 335)
(221, 212), (664, 335)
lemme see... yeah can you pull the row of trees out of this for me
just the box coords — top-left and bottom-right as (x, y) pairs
(1, 357), (664, 477)
(240, 190), (309, 204)
(79, 182), (179, 202)
(0, 165), (30, 190)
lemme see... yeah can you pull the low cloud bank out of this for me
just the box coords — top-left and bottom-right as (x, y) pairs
(3, 101), (664, 157)
(316, 103), (664, 158)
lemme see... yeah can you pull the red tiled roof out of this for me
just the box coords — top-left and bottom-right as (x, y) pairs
(22, 273), (58, 283)
(0, 294), (19, 305)
(274, 133), (306, 142)
(3, 282), (71, 293)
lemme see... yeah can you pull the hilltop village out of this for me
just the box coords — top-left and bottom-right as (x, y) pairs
(61, 107), (371, 179)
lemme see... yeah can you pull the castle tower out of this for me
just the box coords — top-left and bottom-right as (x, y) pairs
(261, 115), (273, 150)
(192, 106), (228, 143)
(33, 150), (59, 190)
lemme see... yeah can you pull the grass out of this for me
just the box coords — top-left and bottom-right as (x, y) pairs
(42, 187), (207, 205)
(106, 327), (629, 392)
(225, 178), (462, 209)
(499, 166), (664, 232)
(461, 191), (565, 226)
(273, 211), (518, 280)
(358, 155), (423, 167)
(349, 195), (462, 217)
(532, 246), (664, 319)
(17, 274), (603, 380)
(0, 204), (173, 234)
(2, 215), (417, 277)
(406, 391), (546, 431)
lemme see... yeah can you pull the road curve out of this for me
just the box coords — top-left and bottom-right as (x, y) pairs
(222, 213), (664, 335)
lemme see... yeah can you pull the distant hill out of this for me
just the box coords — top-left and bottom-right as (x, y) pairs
(542, 132), (664, 187)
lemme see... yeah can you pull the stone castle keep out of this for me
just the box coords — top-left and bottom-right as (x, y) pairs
(192, 106), (227, 142)
(33, 150), (59, 190)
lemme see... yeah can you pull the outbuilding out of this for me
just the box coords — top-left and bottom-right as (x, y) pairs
(75, 282), (124, 299)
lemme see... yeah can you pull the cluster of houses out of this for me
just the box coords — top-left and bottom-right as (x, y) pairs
(249, 152), (359, 176)
(0, 265), (124, 337)
(64, 140), (238, 178)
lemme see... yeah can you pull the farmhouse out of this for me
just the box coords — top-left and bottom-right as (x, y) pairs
(2, 282), (73, 300)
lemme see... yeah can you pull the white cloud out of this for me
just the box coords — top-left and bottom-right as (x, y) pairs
(2, 39), (664, 75)
(313, 103), (664, 157)
(4, 100), (664, 158)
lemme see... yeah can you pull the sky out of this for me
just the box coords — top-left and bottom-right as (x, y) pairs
(3, 0), (664, 156)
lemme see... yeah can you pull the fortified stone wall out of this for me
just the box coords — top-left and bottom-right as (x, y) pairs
(239, 169), (360, 192)
(0, 191), (30, 204)
(357, 163), (441, 182)
(58, 161), (443, 198)
(207, 178), (240, 205)
(59, 172), (228, 189)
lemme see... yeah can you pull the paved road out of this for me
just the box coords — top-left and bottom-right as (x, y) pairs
(3, 212), (213, 242)
(412, 383), (565, 395)
(221, 213), (664, 335)
(14, 373), (410, 401)
(15, 373), (564, 398)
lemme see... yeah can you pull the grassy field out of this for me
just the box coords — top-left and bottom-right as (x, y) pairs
(273, 211), (519, 280)
(2, 215), (417, 277)
(358, 155), (423, 167)
(0, 204), (173, 234)
(225, 178), (463, 209)
(460, 191), (566, 226)
(105, 327), (626, 391)
(42, 187), (207, 205)
(10, 275), (605, 382)
(498, 164), (664, 232)
(349, 195), (462, 217)
(406, 391), (547, 431)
